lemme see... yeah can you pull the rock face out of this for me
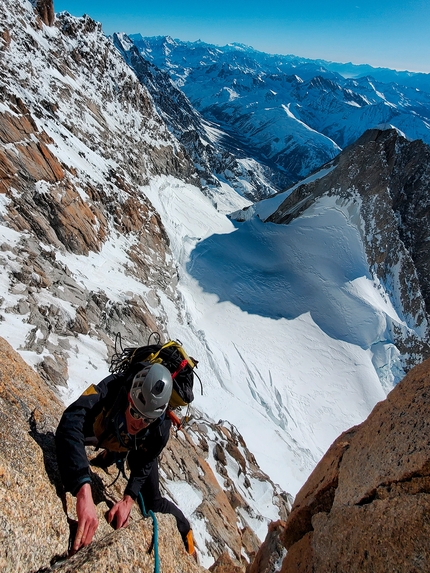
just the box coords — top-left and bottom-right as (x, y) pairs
(0, 336), (288, 571)
(0, 335), (203, 573)
(279, 357), (430, 573)
(31, 0), (55, 26)
(267, 128), (430, 369)
(0, 336), (66, 572)
(246, 521), (287, 573)
(0, 0), (187, 384)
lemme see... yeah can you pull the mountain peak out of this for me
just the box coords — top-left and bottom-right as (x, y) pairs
(226, 42), (253, 51)
(265, 126), (430, 369)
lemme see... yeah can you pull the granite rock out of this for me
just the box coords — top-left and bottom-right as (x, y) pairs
(280, 358), (430, 573)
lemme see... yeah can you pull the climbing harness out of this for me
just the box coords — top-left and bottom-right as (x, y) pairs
(138, 492), (160, 573)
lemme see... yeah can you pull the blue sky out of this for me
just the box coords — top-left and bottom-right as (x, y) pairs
(54, 0), (429, 73)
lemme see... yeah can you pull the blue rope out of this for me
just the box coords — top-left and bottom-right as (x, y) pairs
(138, 493), (160, 573)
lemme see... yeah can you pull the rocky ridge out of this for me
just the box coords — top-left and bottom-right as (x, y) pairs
(0, 0), (189, 383)
(265, 128), (430, 371)
(0, 97), (175, 386)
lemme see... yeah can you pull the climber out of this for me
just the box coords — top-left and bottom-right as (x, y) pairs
(55, 362), (195, 557)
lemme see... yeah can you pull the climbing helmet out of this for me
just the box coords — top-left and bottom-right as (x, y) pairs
(129, 363), (173, 420)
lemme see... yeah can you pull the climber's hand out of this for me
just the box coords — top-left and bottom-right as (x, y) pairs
(107, 495), (134, 529)
(72, 483), (99, 553)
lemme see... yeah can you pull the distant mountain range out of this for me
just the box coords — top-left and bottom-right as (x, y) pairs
(314, 60), (430, 92)
(126, 35), (430, 188)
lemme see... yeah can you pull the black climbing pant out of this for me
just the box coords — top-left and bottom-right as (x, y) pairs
(140, 459), (191, 542)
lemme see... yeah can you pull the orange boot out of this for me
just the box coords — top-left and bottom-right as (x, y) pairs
(185, 529), (198, 563)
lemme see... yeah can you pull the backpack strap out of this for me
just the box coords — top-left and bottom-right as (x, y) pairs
(166, 408), (182, 430)
(172, 359), (188, 379)
(147, 341), (197, 369)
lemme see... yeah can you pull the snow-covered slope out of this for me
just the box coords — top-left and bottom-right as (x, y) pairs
(1, 1), (429, 568)
(112, 33), (280, 204)
(144, 177), (394, 498)
(130, 35), (430, 184)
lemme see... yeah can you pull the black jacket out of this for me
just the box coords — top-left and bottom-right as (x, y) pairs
(55, 373), (171, 498)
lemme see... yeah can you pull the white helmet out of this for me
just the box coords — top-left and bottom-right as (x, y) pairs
(129, 363), (173, 420)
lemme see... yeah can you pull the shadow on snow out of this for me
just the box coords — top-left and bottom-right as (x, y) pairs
(186, 214), (384, 349)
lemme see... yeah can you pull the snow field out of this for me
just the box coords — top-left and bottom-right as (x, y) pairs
(144, 175), (403, 498)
